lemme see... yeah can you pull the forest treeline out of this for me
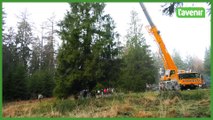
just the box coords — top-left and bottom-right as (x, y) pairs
(2, 3), (211, 101)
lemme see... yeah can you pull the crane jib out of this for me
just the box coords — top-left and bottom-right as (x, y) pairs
(139, 3), (155, 27)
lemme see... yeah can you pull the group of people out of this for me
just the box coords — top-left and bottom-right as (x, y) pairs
(38, 87), (116, 101)
(77, 88), (115, 99)
(96, 88), (114, 97)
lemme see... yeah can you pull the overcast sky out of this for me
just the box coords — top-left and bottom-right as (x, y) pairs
(3, 2), (211, 60)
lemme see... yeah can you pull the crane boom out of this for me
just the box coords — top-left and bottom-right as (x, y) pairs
(139, 3), (154, 27)
(139, 3), (178, 81)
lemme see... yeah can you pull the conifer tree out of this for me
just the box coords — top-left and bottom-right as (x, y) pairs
(54, 3), (119, 98)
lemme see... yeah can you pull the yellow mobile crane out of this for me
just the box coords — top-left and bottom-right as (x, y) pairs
(139, 3), (204, 90)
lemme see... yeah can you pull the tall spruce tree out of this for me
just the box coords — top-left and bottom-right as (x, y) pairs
(3, 10), (30, 100)
(120, 10), (157, 92)
(8, 11), (33, 100)
(54, 3), (119, 98)
(3, 27), (18, 100)
(15, 11), (33, 70)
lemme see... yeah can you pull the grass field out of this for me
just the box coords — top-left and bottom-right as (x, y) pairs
(3, 89), (211, 118)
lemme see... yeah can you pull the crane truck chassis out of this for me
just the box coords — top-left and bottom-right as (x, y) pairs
(139, 3), (204, 90)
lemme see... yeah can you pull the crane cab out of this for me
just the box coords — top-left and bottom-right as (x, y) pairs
(178, 72), (204, 90)
(160, 69), (178, 81)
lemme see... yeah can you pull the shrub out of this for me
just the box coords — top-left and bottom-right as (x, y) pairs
(54, 99), (76, 114)
(180, 90), (205, 100)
